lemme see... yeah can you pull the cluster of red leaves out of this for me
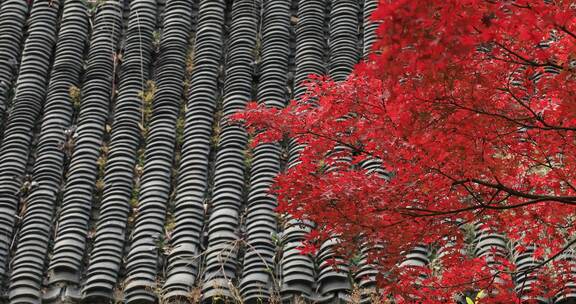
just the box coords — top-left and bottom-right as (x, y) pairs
(237, 0), (576, 302)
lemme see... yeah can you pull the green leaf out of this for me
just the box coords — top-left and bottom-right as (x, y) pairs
(466, 297), (475, 304)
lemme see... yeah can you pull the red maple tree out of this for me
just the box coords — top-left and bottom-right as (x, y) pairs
(237, 1), (576, 303)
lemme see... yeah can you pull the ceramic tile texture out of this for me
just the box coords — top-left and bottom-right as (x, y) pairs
(0, 0), (381, 303)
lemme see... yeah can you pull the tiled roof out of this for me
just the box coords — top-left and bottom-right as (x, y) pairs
(0, 0), (381, 303)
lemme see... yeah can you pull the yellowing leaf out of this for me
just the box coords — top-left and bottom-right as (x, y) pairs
(476, 289), (486, 299)
(466, 297), (475, 304)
